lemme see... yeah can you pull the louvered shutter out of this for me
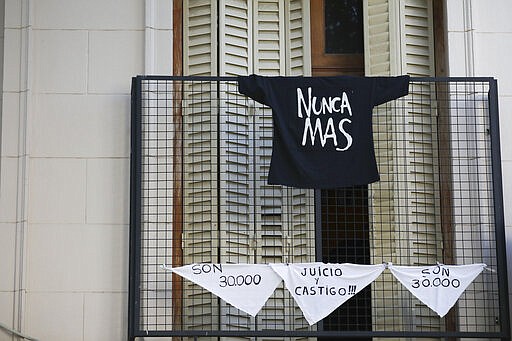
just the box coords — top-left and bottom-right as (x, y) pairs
(396, 0), (439, 260)
(217, 1), (257, 335)
(364, 0), (401, 331)
(365, 0), (441, 333)
(286, 0), (312, 76)
(183, 0), (314, 333)
(364, 0), (393, 75)
(283, 2), (316, 332)
(183, 0), (220, 332)
(252, 0), (286, 270)
(251, 0), (290, 331)
(396, 0), (442, 331)
(250, 0), (316, 333)
(284, 0), (314, 268)
(184, 0), (218, 76)
(216, 0), (315, 334)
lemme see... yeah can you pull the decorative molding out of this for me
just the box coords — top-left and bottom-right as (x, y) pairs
(11, 0), (32, 336)
(463, 0), (475, 76)
(145, 0), (173, 75)
(145, 0), (156, 74)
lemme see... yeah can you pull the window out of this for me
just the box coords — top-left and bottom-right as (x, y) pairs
(310, 0), (364, 76)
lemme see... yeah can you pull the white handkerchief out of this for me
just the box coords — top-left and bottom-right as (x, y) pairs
(163, 263), (282, 316)
(270, 263), (385, 325)
(388, 263), (486, 317)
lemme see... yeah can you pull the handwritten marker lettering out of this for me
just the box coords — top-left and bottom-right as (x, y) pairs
(219, 274), (262, 287)
(166, 263), (283, 317)
(271, 263), (386, 325)
(297, 87), (353, 152)
(299, 265), (343, 277)
(411, 264), (460, 289)
(294, 286), (348, 296)
(388, 263), (486, 317)
(191, 263), (223, 275)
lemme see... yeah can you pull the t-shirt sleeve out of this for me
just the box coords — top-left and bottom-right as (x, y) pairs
(372, 75), (410, 106)
(237, 74), (269, 106)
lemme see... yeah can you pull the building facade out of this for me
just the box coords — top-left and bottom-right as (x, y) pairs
(0, 0), (512, 340)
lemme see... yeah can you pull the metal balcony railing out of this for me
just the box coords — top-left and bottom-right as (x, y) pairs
(129, 76), (509, 340)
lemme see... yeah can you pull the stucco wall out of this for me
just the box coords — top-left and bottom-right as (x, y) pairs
(0, 0), (172, 340)
(445, 0), (512, 326)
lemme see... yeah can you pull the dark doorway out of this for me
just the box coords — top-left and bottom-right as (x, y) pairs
(310, 1), (372, 339)
(321, 187), (372, 335)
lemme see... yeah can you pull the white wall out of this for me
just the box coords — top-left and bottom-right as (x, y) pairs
(0, 0), (172, 340)
(446, 0), (512, 326)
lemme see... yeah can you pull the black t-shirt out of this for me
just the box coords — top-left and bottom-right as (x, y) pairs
(238, 74), (410, 189)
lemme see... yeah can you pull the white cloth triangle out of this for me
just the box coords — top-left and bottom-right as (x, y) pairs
(270, 263), (386, 325)
(388, 263), (486, 317)
(163, 263), (282, 316)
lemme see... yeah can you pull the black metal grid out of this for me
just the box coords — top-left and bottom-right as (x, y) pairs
(129, 76), (509, 340)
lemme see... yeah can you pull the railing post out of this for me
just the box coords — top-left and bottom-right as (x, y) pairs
(488, 78), (511, 339)
(129, 76), (143, 340)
